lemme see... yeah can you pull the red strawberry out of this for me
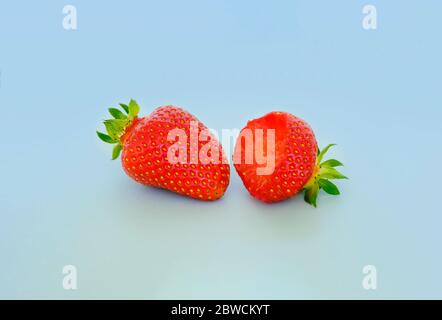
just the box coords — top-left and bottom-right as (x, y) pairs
(233, 111), (347, 206)
(97, 100), (230, 200)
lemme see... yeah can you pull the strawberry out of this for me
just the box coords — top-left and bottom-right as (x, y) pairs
(97, 100), (230, 200)
(233, 111), (347, 206)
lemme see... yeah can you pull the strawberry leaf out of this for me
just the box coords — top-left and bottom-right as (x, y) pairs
(317, 144), (336, 163)
(128, 99), (140, 119)
(112, 144), (122, 160)
(109, 107), (127, 119)
(304, 183), (319, 207)
(319, 167), (348, 180)
(104, 119), (129, 140)
(318, 179), (340, 195)
(321, 159), (343, 168)
(96, 131), (117, 144)
(119, 103), (129, 114)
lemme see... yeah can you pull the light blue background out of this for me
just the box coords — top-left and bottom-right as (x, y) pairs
(1, 0), (441, 299)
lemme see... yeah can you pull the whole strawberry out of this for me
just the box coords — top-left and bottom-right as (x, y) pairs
(233, 111), (347, 206)
(97, 100), (230, 200)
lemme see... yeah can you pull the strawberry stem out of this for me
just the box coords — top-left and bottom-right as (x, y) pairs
(303, 144), (348, 207)
(97, 99), (140, 160)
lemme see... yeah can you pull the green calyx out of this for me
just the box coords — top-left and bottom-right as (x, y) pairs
(96, 99), (140, 160)
(303, 144), (348, 207)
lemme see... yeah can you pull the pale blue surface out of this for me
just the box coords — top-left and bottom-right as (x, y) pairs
(1, 0), (441, 299)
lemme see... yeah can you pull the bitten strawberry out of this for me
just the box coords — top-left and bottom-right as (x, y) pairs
(233, 111), (347, 206)
(97, 100), (230, 200)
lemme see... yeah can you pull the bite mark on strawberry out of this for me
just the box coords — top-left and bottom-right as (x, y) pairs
(233, 111), (347, 206)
